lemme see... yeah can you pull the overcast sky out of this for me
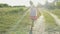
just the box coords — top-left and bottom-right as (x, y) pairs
(0, 0), (54, 6)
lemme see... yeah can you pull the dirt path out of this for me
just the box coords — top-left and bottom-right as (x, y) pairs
(32, 15), (45, 34)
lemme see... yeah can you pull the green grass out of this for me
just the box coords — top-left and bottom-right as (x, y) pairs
(43, 11), (58, 32)
(1, 7), (60, 34)
(13, 11), (32, 34)
(51, 9), (60, 19)
(43, 12), (57, 27)
(0, 7), (31, 34)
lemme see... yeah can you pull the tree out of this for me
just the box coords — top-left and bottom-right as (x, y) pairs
(0, 4), (10, 7)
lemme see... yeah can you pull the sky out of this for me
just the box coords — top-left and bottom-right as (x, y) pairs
(0, 0), (54, 6)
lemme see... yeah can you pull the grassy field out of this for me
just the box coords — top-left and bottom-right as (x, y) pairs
(42, 11), (57, 31)
(0, 7), (60, 34)
(51, 9), (60, 19)
(0, 7), (32, 34)
(42, 9), (60, 32)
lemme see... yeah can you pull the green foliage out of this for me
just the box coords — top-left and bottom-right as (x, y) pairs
(0, 4), (26, 7)
(0, 4), (9, 7)
(13, 6), (25, 7)
(56, 2), (60, 8)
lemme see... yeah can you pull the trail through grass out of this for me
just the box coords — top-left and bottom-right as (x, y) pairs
(47, 11), (60, 26)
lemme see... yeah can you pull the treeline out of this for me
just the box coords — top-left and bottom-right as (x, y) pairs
(0, 4), (26, 7)
(44, 2), (60, 10)
(0, 4), (11, 7)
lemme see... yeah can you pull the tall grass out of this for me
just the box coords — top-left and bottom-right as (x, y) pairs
(0, 7), (31, 34)
(51, 9), (60, 19)
(43, 11), (58, 32)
